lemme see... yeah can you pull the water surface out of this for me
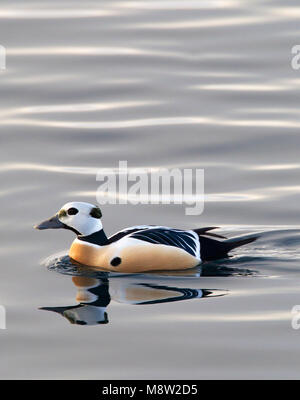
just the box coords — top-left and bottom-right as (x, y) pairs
(1, 0), (300, 379)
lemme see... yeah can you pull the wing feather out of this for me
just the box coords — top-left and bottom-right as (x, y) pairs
(130, 228), (199, 257)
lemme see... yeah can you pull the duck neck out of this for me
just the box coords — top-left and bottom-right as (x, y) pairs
(78, 229), (108, 246)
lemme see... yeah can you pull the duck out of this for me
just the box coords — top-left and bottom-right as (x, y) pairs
(35, 201), (258, 273)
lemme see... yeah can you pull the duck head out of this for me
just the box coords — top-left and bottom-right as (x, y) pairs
(34, 202), (103, 236)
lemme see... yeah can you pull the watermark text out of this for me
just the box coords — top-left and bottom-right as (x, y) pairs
(96, 161), (204, 215)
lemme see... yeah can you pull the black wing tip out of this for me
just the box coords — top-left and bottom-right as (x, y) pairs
(225, 235), (259, 251)
(194, 226), (219, 232)
(193, 227), (227, 239)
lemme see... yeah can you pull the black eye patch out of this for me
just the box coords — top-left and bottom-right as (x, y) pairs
(90, 207), (102, 219)
(67, 207), (79, 216)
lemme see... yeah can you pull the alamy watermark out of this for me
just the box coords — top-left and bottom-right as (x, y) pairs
(0, 45), (6, 70)
(291, 45), (300, 70)
(291, 305), (300, 329)
(0, 305), (6, 329)
(96, 161), (204, 215)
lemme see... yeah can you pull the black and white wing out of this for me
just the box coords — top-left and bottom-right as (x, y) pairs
(129, 227), (200, 258)
(107, 225), (157, 244)
(107, 225), (225, 259)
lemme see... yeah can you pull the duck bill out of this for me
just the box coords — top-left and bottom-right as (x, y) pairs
(34, 214), (65, 230)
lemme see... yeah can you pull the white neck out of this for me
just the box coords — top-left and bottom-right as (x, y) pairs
(70, 218), (103, 236)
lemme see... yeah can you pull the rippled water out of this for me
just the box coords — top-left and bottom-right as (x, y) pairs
(1, 0), (300, 379)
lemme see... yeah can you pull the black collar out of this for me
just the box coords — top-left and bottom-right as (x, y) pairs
(78, 229), (108, 246)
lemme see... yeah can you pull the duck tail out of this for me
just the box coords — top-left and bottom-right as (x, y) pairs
(222, 235), (259, 253)
(197, 234), (259, 262)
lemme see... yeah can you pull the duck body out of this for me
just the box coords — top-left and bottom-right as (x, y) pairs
(69, 226), (202, 273)
(35, 202), (258, 273)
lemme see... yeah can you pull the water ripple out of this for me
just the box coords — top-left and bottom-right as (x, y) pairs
(8, 47), (200, 60)
(0, 101), (161, 119)
(0, 163), (161, 175)
(3, 116), (300, 130)
(129, 15), (280, 30)
(71, 190), (265, 203)
(113, 1), (238, 10)
(191, 83), (287, 92)
(0, 8), (131, 19)
(154, 311), (291, 322)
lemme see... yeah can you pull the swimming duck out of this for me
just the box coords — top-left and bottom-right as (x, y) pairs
(35, 201), (257, 273)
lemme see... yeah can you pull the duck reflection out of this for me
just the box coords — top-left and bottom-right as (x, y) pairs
(41, 277), (110, 325)
(40, 275), (226, 326)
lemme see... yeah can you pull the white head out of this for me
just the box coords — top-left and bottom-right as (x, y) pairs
(35, 201), (103, 236)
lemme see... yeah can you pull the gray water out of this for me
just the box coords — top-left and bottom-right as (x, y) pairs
(1, 0), (300, 379)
